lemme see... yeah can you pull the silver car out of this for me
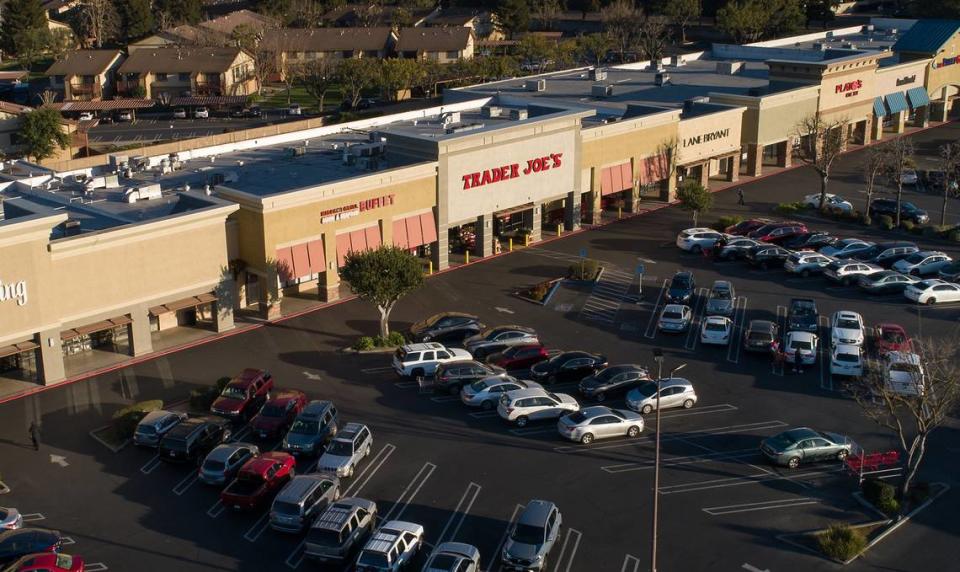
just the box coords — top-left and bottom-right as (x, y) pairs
(760, 427), (853, 469)
(625, 378), (698, 414)
(464, 326), (539, 357)
(460, 376), (542, 410)
(198, 442), (260, 485)
(501, 500), (561, 571)
(423, 542), (481, 572)
(658, 304), (692, 333)
(557, 406), (644, 444)
(317, 423), (372, 478)
(0, 507), (22, 530)
(270, 474), (340, 533)
(705, 281), (735, 316)
(133, 410), (187, 447)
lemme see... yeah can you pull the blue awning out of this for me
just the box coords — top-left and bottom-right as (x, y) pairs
(873, 97), (887, 117)
(906, 87), (930, 109)
(885, 91), (909, 115)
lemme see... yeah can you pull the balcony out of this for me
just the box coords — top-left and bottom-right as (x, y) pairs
(193, 80), (225, 97)
(67, 83), (103, 101)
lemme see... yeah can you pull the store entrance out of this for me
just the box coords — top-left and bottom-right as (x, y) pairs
(494, 203), (535, 253)
(61, 317), (133, 373)
(0, 341), (39, 384)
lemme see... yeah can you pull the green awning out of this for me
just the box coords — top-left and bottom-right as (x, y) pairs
(885, 92), (909, 115)
(906, 87), (930, 109)
(873, 97), (887, 117)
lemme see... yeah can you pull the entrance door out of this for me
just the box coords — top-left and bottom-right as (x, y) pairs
(245, 272), (260, 308)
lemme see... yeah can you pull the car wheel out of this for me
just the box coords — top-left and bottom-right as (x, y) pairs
(801, 269), (810, 278)
(515, 416), (529, 427)
(641, 404), (653, 414)
(580, 433), (594, 444)
(926, 297), (936, 305)
(365, 445), (371, 457)
(787, 457), (801, 469)
(836, 450), (849, 461)
(682, 399), (694, 409)
(627, 425), (641, 438)
(411, 368), (424, 379)
(480, 400), (494, 411)
(594, 392), (606, 402)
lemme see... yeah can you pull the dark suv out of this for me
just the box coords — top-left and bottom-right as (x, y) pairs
(666, 271), (695, 304)
(410, 312), (485, 343)
(282, 400), (339, 456)
(304, 498), (378, 563)
(159, 417), (232, 464)
(869, 199), (929, 224)
(787, 298), (819, 332)
(435, 360), (506, 395)
(210, 369), (274, 421)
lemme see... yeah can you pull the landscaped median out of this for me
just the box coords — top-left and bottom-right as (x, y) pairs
(89, 399), (165, 453)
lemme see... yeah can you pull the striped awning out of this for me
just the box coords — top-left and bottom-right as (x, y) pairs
(149, 294), (216, 316)
(906, 87), (930, 109)
(885, 92), (909, 115)
(62, 315), (133, 340)
(873, 97), (887, 117)
(0, 341), (38, 359)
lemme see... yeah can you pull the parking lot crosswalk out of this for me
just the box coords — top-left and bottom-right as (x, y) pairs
(580, 268), (636, 324)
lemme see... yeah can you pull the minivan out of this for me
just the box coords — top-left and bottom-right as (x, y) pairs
(282, 400), (339, 456)
(158, 417), (231, 464)
(304, 498), (378, 562)
(270, 474), (340, 533)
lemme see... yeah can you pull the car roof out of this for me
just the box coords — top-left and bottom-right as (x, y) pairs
(662, 304), (689, 312)
(277, 474), (333, 500)
(579, 405), (618, 418)
(337, 422), (367, 440)
(782, 427), (819, 441)
(266, 389), (306, 405)
(518, 500), (555, 526)
(555, 351), (595, 359)
(401, 342), (446, 352)
(787, 330), (815, 340)
(425, 311), (477, 323)
(834, 344), (861, 354)
(704, 315), (731, 324)
(682, 227), (715, 234)
(747, 320), (776, 331)
(916, 250), (946, 256)
(312, 498), (376, 530)
(140, 410), (178, 424)
(886, 351), (921, 364)
(505, 387), (549, 399)
(300, 400), (334, 418)
(833, 310), (862, 320)
(207, 442), (250, 461)
(876, 323), (905, 331)
(672, 271), (693, 280)
(243, 453), (289, 474)
(710, 280), (732, 289)
(656, 377), (693, 388)
(485, 325), (535, 334)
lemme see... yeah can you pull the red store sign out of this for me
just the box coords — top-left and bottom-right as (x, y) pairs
(320, 194), (395, 223)
(835, 79), (863, 98)
(461, 153), (564, 190)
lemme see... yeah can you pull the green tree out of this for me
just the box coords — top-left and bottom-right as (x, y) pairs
(602, 0), (641, 63)
(495, 0), (531, 38)
(517, 34), (556, 73)
(576, 33), (612, 67)
(340, 246), (425, 337)
(155, 0), (202, 26)
(665, 0), (701, 44)
(676, 180), (713, 226)
(299, 58), (338, 113)
(877, 137), (915, 228)
(0, 0), (48, 56)
(635, 14), (669, 63)
(717, 0), (766, 44)
(230, 24), (260, 52)
(805, 0), (836, 28)
(937, 142), (960, 226)
(411, 59), (443, 97)
(116, 0), (155, 41)
(47, 29), (76, 61)
(765, 0), (805, 38)
(336, 58), (379, 109)
(15, 28), (51, 71)
(531, 0), (563, 31)
(18, 107), (71, 163)
(378, 58), (421, 102)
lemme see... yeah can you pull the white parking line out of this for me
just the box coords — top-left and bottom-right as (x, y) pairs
(602, 448), (760, 474)
(552, 528), (582, 572)
(702, 497), (820, 515)
(727, 296), (747, 364)
(658, 466), (844, 495)
(85, 564), (108, 572)
(555, 420), (786, 454)
(657, 403), (738, 419)
(207, 499), (226, 519)
(61, 537), (76, 546)
(380, 462), (436, 523)
(172, 471), (199, 496)
(643, 280), (669, 339)
(140, 455), (162, 475)
(342, 444), (396, 498)
(621, 554), (641, 572)
(20, 513), (44, 522)
(284, 538), (308, 569)
(243, 512), (271, 542)
(684, 288), (709, 350)
(436, 482), (482, 545)
(486, 504), (525, 572)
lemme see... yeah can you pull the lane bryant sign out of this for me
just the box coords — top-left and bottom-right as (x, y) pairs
(461, 153), (563, 190)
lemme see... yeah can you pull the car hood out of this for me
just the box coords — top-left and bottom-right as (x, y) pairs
(557, 394), (579, 406)
(318, 454), (351, 470)
(706, 299), (733, 311)
(251, 416), (284, 431)
(211, 397), (244, 412)
(284, 432), (319, 447)
(504, 539), (542, 561)
(667, 287), (691, 298)
(832, 327), (862, 341)
(449, 348), (473, 359)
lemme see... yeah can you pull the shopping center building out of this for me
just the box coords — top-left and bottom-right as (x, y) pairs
(4, 18), (960, 386)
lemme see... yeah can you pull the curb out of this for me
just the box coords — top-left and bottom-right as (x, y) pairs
(851, 491), (890, 520)
(858, 482), (950, 556)
(89, 425), (130, 454)
(340, 346), (401, 354)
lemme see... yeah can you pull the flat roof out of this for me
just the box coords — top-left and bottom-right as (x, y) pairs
(378, 103), (590, 141)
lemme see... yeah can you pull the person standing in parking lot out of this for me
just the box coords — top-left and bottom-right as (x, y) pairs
(29, 421), (40, 451)
(793, 346), (803, 374)
(737, 188), (745, 206)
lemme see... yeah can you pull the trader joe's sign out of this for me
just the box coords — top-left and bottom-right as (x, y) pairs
(461, 153), (564, 190)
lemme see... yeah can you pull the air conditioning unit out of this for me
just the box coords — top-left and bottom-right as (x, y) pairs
(124, 184), (162, 203)
(481, 105), (502, 118)
(526, 79), (546, 92)
(508, 108), (528, 120)
(716, 61), (743, 74)
(654, 73), (670, 87)
(592, 84), (613, 97)
(288, 146), (307, 157)
(812, 42), (825, 51)
(590, 68), (607, 81)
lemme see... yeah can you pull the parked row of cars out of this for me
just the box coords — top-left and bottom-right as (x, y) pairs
(0, 512), (81, 571)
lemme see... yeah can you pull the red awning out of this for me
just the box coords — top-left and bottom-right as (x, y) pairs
(601, 162), (633, 196)
(292, 243), (311, 277)
(393, 219), (409, 249)
(365, 226), (382, 249)
(0, 341), (38, 359)
(393, 212), (438, 250)
(336, 233), (352, 268)
(420, 211), (438, 244)
(275, 246), (296, 282)
(307, 239), (325, 273)
(639, 154), (667, 185)
(406, 215), (423, 248)
(337, 225), (382, 267)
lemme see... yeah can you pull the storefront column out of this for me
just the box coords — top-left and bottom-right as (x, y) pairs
(475, 214), (494, 258)
(320, 236), (340, 302)
(589, 167), (602, 224)
(433, 220), (449, 271)
(665, 175), (677, 201)
(564, 191), (580, 231)
(626, 180), (641, 213)
(36, 329), (66, 385)
(871, 119), (883, 142)
(524, 205), (542, 243)
(259, 273), (283, 319)
(235, 271), (248, 311)
(858, 118), (872, 145)
(745, 143), (763, 177)
(915, 106), (930, 128)
(727, 154), (740, 183)
(213, 284), (235, 333)
(698, 162), (709, 189)
(931, 100), (949, 122)
(129, 305), (153, 357)
(892, 111), (906, 134)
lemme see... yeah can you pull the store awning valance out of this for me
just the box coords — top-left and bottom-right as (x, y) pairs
(885, 92), (909, 115)
(873, 97), (887, 117)
(336, 224), (382, 267)
(0, 341), (38, 359)
(149, 295), (216, 316)
(275, 240), (325, 282)
(906, 87), (930, 109)
(392, 211), (438, 251)
(601, 162), (633, 196)
(63, 316), (132, 340)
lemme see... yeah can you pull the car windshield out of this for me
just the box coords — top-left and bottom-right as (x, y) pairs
(711, 287), (731, 299)
(890, 362), (920, 374)
(635, 381), (657, 397)
(791, 304), (815, 316)
(663, 310), (683, 320)
(221, 386), (246, 399)
(790, 339), (812, 350)
(671, 276), (691, 288)
(203, 459), (226, 472)
(836, 353), (859, 363)
(470, 380), (491, 392)
(290, 420), (318, 434)
(358, 551), (390, 567)
(137, 425), (156, 435)
(260, 405), (286, 417)
(881, 330), (904, 343)
(272, 500), (301, 516)
(706, 322), (727, 332)
(902, 202), (919, 212)
(836, 318), (860, 329)
(512, 523), (545, 544)
(326, 441), (353, 456)
(904, 253), (925, 264)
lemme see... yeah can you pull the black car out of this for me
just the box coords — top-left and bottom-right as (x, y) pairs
(434, 360), (506, 395)
(529, 351), (608, 384)
(937, 261), (960, 282)
(744, 320), (779, 353)
(410, 312), (484, 343)
(857, 271), (918, 294)
(787, 298), (818, 332)
(159, 416), (232, 465)
(869, 199), (929, 224)
(666, 271), (695, 304)
(849, 241), (917, 266)
(746, 245), (791, 269)
(0, 528), (62, 565)
(578, 364), (650, 402)
(782, 232), (834, 251)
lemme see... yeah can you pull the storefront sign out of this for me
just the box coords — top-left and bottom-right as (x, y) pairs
(461, 153), (564, 190)
(320, 194), (395, 223)
(682, 129), (730, 148)
(932, 56), (960, 69)
(0, 279), (27, 306)
(896, 75), (917, 86)
(835, 79), (863, 97)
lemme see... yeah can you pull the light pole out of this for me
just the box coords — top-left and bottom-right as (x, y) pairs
(651, 348), (686, 572)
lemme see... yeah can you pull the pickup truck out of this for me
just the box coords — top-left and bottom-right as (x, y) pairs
(210, 368), (274, 421)
(220, 452), (296, 511)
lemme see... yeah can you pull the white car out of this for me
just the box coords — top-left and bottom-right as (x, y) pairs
(392, 342), (472, 378)
(830, 344), (863, 377)
(900, 169), (919, 185)
(803, 193), (853, 213)
(830, 311), (865, 348)
(194, 106), (209, 119)
(784, 252), (833, 277)
(699, 316), (733, 345)
(823, 261), (883, 285)
(883, 352), (925, 395)
(173, 108), (187, 119)
(903, 279), (960, 304)
(784, 331), (818, 365)
(820, 239), (873, 258)
(78, 111), (94, 121)
(676, 228), (726, 253)
(497, 388), (579, 427)
(893, 251), (952, 277)
(658, 304), (692, 333)
(288, 103), (302, 116)
(460, 376), (542, 410)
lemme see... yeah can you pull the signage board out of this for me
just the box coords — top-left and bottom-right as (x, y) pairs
(0, 279), (27, 306)
(320, 194), (395, 224)
(835, 79), (863, 98)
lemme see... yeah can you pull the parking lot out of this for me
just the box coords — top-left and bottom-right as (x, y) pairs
(3, 124), (960, 571)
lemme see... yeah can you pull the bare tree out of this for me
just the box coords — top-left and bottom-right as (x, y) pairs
(794, 114), (848, 210)
(863, 145), (885, 223)
(79, 0), (118, 48)
(937, 142), (960, 227)
(878, 137), (915, 227)
(251, 48), (277, 96)
(532, 0), (563, 31)
(601, 0), (641, 64)
(849, 338), (960, 504)
(635, 14), (669, 65)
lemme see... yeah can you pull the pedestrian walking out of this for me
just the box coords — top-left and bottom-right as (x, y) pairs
(793, 347), (803, 374)
(737, 188), (745, 206)
(28, 421), (40, 451)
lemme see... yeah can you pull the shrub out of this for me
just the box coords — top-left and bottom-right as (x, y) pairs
(354, 336), (376, 351)
(900, 220), (915, 232)
(818, 523), (867, 561)
(879, 215), (894, 230)
(775, 202), (799, 216)
(111, 399), (164, 441)
(713, 215), (742, 232)
(876, 496), (901, 516)
(385, 331), (406, 346)
(861, 213), (872, 226)
(863, 478), (899, 516)
(529, 281), (552, 301)
(568, 259), (600, 281)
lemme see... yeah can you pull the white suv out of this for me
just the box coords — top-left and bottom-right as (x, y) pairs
(497, 388), (579, 427)
(392, 342), (471, 378)
(823, 261), (883, 285)
(676, 228), (726, 253)
(355, 520), (424, 571)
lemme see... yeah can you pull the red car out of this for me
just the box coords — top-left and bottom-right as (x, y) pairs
(4, 553), (84, 571)
(751, 223), (809, 244)
(485, 344), (549, 370)
(220, 452), (295, 511)
(210, 369), (274, 421)
(725, 218), (775, 236)
(873, 323), (912, 356)
(249, 389), (308, 440)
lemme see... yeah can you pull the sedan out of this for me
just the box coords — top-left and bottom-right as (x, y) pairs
(715, 237), (758, 260)
(486, 343), (549, 370)
(883, 352), (926, 396)
(173, 108), (187, 119)
(873, 323), (912, 356)
(830, 311), (865, 348)
(904, 279), (960, 304)
(700, 316), (733, 346)
(725, 218), (774, 235)
(0, 509), (21, 531)
(658, 304), (692, 333)
(423, 542), (481, 572)
(803, 193), (852, 212)
(705, 280), (735, 316)
(529, 351), (608, 384)
(133, 410), (187, 448)
(199, 442), (260, 486)
(857, 270), (918, 295)
(830, 344), (863, 377)
(869, 199), (928, 224)
(464, 326), (539, 359)
(2, 554), (84, 572)
(250, 390), (308, 440)
(893, 251), (953, 277)
(666, 271), (695, 304)
(820, 238), (874, 258)
(461, 377), (542, 410)
(557, 406), (644, 444)
(784, 252), (833, 277)
(0, 529), (61, 565)
(937, 260), (960, 282)
(744, 320), (779, 353)
(577, 364), (650, 402)
(410, 312), (484, 343)
(760, 427), (852, 469)
(784, 331), (818, 365)
(745, 245), (791, 269)
(781, 232), (835, 251)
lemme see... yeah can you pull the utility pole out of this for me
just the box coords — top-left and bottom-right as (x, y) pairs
(651, 347), (686, 572)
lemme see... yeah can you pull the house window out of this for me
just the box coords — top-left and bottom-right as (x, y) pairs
(342, 50), (353, 58)
(446, 51), (459, 59)
(157, 73), (167, 81)
(179, 73), (190, 81)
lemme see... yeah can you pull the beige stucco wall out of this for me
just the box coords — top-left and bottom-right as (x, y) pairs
(817, 58), (880, 123)
(711, 87), (819, 147)
(0, 215), (63, 345)
(676, 108), (745, 164)
(580, 114), (679, 171)
(874, 60), (928, 97)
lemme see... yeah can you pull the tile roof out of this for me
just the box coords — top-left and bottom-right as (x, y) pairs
(0, 101), (31, 115)
(199, 9), (278, 35)
(396, 27), (472, 52)
(424, 7), (483, 26)
(260, 27), (393, 53)
(46, 50), (123, 76)
(893, 20), (960, 55)
(118, 47), (244, 74)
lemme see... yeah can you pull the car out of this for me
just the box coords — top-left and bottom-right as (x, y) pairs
(250, 389), (308, 440)
(725, 218), (775, 235)
(497, 388), (579, 427)
(2, 553), (84, 571)
(657, 304), (692, 333)
(900, 169), (919, 185)
(760, 427), (852, 469)
(893, 250), (953, 277)
(486, 343), (550, 371)
(115, 110), (133, 122)
(830, 311), (865, 348)
(882, 352), (926, 396)
(715, 237), (758, 260)
(210, 368), (274, 420)
(463, 326), (539, 360)
(746, 221), (796, 239)
(159, 416), (231, 464)
(752, 223), (808, 244)
(857, 270), (918, 295)
(501, 500), (561, 572)
(304, 498), (377, 563)
(921, 169), (958, 191)
(172, 108), (187, 119)
(700, 316), (733, 346)
(666, 271), (695, 304)
(435, 360), (506, 395)
(937, 260), (960, 282)
(705, 280), (735, 316)
(577, 364), (649, 402)
(869, 199), (929, 224)
(675, 228), (725, 253)
(557, 406), (644, 444)
(745, 244), (790, 269)
(409, 312), (484, 343)
(220, 452), (296, 511)
(822, 261), (883, 285)
(199, 442), (260, 485)
(803, 193), (853, 212)
(850, 241), (918, 267)
(354, 520), (423, 571)
(830, 344), (863, 377)
(529, 351), (608, 384)
(819, 238), (874, 258)
(783, 331), (818, 365)
(194, 106), (209, 119)
(461, 377), (542, 410)
(781, 232), (835, 251)
(391, 342), (472, 378)
(872, 323), (912, 356)
(78, 111), (94, 121)
(317, 423), (372, 477)
(287, 103), (303, 116)
(744, 320), (779, 353)
(0, 509), (21, 531)
(784, 252), (833, 277)
(787, 298), (818, 333)
(625, 377), (698, 414)
(270, 474), (340, 533)
(282, 400), (339, 456)
(246, 105), (262, 118)
(422, 542), (481, 572)
(133, 409), (187, 447)
(904, 278), (960, 304)
(0, 529), (61, 565)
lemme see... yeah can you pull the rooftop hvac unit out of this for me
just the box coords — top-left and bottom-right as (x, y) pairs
(715, 61), (743, 75)
(355, 142), (385, 157)
(342, 150), (356, 165)
(864, 24), (874, 33)
(211, 173), (225, 186)
(508, 108), (528, 120)
(481, 105), (502, 118)
(670, 55), (685, 67)
(526, 79), (546, 92)
(843, 42), (855, 49)
(446, 122), (485, 134)
(124, 184), (162, 203)
(592, 84), (613, 98)
(889, 28), (897, 35)
(288, 146), (307, 157)
(63, 219), (81, 236)
(654, 73), (670, 87)
(812, 42), (825, 51)
(590, 68), (607, 81)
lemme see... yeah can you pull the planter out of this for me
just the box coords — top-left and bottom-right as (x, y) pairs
(341, 345), (402, 354)
(566, 265), (605, 284)
(514, 278), (563, 306)
(89, 425), (131, 453)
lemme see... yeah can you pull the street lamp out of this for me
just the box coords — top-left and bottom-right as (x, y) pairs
(651, 348), (686, 572)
